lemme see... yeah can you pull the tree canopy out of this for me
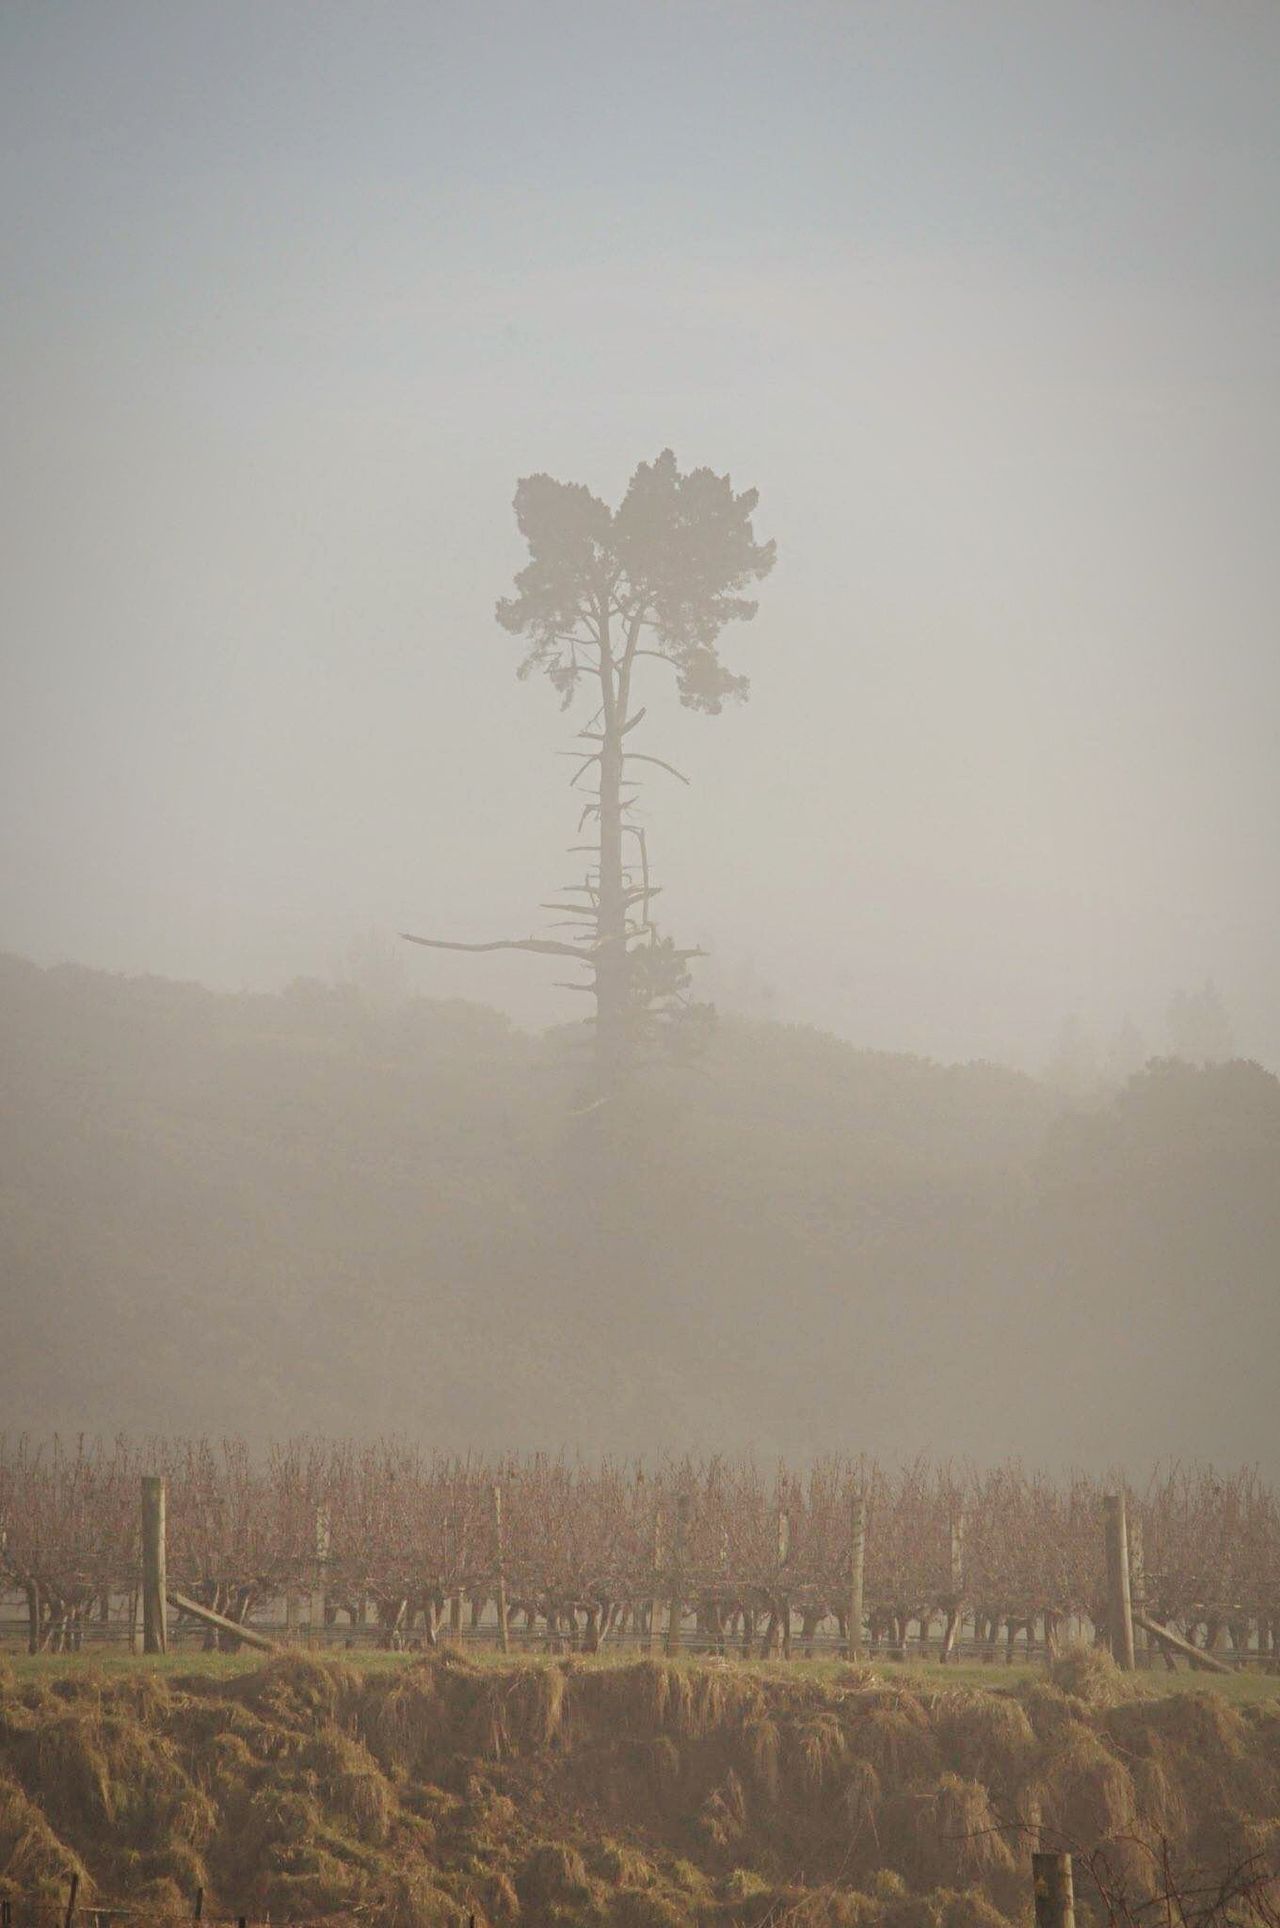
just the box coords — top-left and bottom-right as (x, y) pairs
(496, 448), (776, 713)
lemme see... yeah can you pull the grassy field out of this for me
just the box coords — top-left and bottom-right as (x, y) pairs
(3, 1640), (1277, 1702)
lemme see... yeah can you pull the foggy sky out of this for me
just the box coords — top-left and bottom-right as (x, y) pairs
(3, 0), (1278, 1071)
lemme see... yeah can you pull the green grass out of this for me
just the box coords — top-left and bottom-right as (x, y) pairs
(3, 1641), (1276, 1702)
(883, 1657), (1280, 1704)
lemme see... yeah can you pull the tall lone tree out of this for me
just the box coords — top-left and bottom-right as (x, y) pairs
(404, 450), (775, 1098)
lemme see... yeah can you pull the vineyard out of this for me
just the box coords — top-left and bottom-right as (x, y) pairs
(2, 1438), (1277, 1663)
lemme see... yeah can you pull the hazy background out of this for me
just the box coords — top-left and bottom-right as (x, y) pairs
(3, 0), (1279, 1070)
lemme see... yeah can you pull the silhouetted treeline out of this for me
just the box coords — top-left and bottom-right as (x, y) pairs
(2, 953), (1277, 1466)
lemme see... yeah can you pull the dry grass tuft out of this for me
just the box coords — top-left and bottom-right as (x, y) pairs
(743, 1713), (780, 1801)
(460, 1674), (512, 1762)
(1128, 1747), (1190, 1848)
(940, 1888), (1016, 1928)
(645, 1733), (683, 1809)
(518, 1839), (595, 1908)
(25, 1713), (114, 1831)
(834, 1663), (882, 1692)
(611, 1890), (686, 1928)
(506, 1660), (568, 1749)
(380, 1867), (462, 1928)
(592, 1840), (658, 1888)
(696, 1769), (747, 1853)
(640, 1659), (680, 1733)
(881, 1774), (1017, 1900)
(1016, 1681), (1083, 1749)
(1033, 1728), (1138, 1848)
(300, 1728), (393, 1843)
(358, 1666), (443, 1778)
(0, 1768), (88, 1897)
(482, 1867), (521, 1921)
(846, 1693), (940, 1785)
(1119, 1687), (1250, 1760)
(932, 1692), (1036, 1791)
(1050, 1644), (1146, 1708)
(793, 1711), (849, 1794)
(231, 1653), (363, 1729)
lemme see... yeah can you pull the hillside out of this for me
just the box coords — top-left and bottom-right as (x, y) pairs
(1, 1651), (1278, 1928)
(2, 953), (1278, 1465)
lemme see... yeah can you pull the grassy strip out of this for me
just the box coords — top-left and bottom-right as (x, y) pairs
(3, 1644), (1276, 1702)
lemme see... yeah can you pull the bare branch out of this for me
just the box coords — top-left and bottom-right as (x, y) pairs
(623, 752), (690, 785)
(400, 931), (586, 960)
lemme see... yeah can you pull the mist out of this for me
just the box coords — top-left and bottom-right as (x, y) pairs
(5, 25), (1280, 1917)
(3, 0), (1278, 1073)
(2, 0), (1280, 1478)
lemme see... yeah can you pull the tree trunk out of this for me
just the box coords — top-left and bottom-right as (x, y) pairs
(592, 637), (629, 1096)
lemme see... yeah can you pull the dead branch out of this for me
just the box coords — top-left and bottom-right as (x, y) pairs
(623, 752), (690, 785)
(400, 932), (586, 960)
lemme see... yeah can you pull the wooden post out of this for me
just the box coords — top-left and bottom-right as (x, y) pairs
(1134, 1610), (1233, 1675)
(950, 1512), (966, 1598)
(193, 1887), (204, 1921)
(846, 1492), (866, 1661)
(941, 1511), (966, 1663)
(309, 1505), (331, 1650)
(1129, 1515), (1148, 1668)
(167, 1588), (279, 1653)
(777, 1508), (792, 1659)
(492, 1484), (509, 1655)
(666, 1491), (689, 1657)
(64, 1872), (80, 1928)
(1103, 1493), (1135, 1672)
(446, 1513), (462, 1638)
(1032, 1852), (1075, 1928)
(141, 1475), (167, 1655)
(645, 1505), (664, 1656)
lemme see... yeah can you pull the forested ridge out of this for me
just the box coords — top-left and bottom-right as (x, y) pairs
(2, 952), (1277, 1467)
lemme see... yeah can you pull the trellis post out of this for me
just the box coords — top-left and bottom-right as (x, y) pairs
(1129, 1514), (1148, 1667)
(940, 1509), (966, 1663)
(666, 1491), (689, 1656)
(846, 1491), (866, 1661)
(646, 1502), (663, 1655)
(492, 1484), (509, 1654)
(141, 1475), (167, 1655)
(1103, 1492), (1136, 1671)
